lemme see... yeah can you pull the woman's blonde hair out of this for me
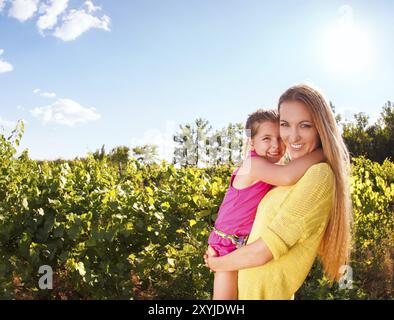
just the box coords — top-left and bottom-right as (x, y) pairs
(278, 84), (353, 282)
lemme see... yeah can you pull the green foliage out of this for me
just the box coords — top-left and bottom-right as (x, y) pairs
(342, 102), (394, 163)
(0, 123), (392, 299)
(108, 146), (130, 165)
(0, 125), (231, 299)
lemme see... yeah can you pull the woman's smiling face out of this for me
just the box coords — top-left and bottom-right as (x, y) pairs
(279, 100), (320, 159)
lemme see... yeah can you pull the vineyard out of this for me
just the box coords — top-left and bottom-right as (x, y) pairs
(0, 123), (393, 300)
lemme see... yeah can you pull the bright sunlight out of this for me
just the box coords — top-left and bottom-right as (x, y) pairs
(321, 5), (374, 76)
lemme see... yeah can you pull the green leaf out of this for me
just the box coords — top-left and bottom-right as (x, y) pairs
(145, 186), (154, 196)
(22, 198), (29, 210)
(86, 239), (97, 247)
(192, 195), (199, 205)
(53, 225), (64, 238)
(154, 212), (164, 221)
(161, 202), (170, 211)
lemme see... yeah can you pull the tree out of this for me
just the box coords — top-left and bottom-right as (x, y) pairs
(173, 124), (194, 167)
(341, 102), (394, 163)
(205, 123), (244, 166)
(92, 144), (106, 161)
(173, 118), (211, 167)
(221, 123), (244, 165)
(342, 112), (373, 158)
(108, 146), (130, 164)
(173, 119), (246, 167)
(205, 128), (224, 166)
(370, 101), (394, 162)
(194, 118), (211, 166)
(132, 144), (159, 164)
(330, 102), (343, 125)
(108, 146), (130, 176)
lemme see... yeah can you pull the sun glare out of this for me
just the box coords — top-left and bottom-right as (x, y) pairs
(321, 6), (374, 76)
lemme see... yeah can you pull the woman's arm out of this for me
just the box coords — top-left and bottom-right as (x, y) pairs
(203, 239), (273, 272)
(249, 148), (325, 186)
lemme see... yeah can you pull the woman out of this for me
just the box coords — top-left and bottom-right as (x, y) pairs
(204, 84), (352, 299)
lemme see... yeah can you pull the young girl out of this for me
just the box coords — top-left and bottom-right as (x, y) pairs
(206, 109), (324, 300)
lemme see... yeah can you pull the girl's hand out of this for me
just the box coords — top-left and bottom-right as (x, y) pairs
(315, 147), (326, 162)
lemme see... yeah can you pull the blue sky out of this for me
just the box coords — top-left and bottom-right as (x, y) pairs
(0, 0), (393, 160)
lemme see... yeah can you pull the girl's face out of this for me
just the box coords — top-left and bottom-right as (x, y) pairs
(279, 100), (320, 159)
(250, 121), (285, 163)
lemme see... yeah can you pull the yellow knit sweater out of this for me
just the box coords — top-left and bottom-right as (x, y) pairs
(238, 163), (334, 300)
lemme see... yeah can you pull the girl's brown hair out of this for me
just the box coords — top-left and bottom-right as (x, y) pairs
(245, 109), (279, 138)
(278, 84), (353, 283)
(242, 109), (279, 159)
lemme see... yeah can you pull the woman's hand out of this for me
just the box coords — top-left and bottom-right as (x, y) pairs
(203, 246), (217, 272)
(204, 239), (273, 272)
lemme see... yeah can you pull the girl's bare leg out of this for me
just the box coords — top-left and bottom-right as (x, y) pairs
(212, 271), (238, 300)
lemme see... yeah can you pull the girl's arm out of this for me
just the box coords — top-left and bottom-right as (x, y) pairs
(203, 239), (273, 272)
(248, 148), (324, 186)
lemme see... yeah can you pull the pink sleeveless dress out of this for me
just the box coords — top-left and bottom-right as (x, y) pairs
(207, 151), (273, 256)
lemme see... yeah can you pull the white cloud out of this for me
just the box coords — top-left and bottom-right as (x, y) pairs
(0, 49), (13, 73)
(335, 106), (362, 123)
(0, 0), (6, 12)
(33, 88), (56, 98)
(130, 121), (177, 162)
(37, 0), (68, 33)
(85, 0), (100, 13)
(4, 0), (110, 41)
(0, 116), (17, 129)
(30, 98), (101, 126)
(40, 91), (56, 98)
(0, 60), (13, 73)
(336, 106), (378, 126)
(53, 8), (110, 41)
(8, 0), (40, 22)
